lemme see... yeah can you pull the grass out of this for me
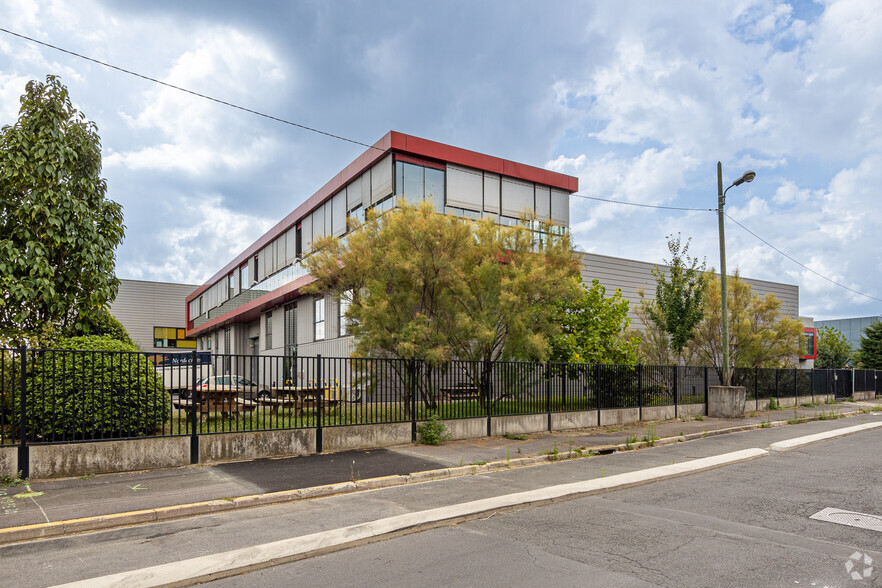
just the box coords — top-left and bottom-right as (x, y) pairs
(0, 470), (26, 487)
(768, 398), (781, 410)
(502, 433), (527, 441)
(641, 424), (659, 447)
(624, 434), (638, 450)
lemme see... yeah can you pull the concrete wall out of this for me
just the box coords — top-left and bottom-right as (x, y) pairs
(0, 447), (17, 477)
(490, 414), (547, 437)
(200, 429), (314, 464)
(444, 418), (487, 441)
(551, 411), (599, 430)
(600, 407), (641, 426)
(28, 437), (190, 479)
(678, 403), (706, 418)
(323, 423), (411, 453)
(642, 405), (676, 421)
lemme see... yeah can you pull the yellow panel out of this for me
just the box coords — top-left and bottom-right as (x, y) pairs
(177, 329), (186, 339)
(177, 340), (197, 349)
(161, 327), (177, 339)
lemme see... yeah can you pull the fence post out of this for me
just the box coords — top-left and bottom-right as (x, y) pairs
(595, 364), (601, 427)
(411, 361), (417, 443)
(546, 362), (552, 432)
(17, 344), (29, 479)
(316, 355), (323, 454)
(703, 366), (709, 413)
(189, 349), (199, 465)
(793, 367), (798, 403)
(637, 364), (643, 422)
(754, 367), (759, 411)
(673, 366), (679, 419)
(775, 369), (779, 404)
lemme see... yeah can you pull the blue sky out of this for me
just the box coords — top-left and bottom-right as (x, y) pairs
(1, 0), (880, 321)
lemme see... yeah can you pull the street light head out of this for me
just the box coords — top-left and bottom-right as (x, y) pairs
(733, 170), (756, 186)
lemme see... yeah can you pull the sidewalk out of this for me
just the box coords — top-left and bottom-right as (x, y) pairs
(1, 397), (879, 545)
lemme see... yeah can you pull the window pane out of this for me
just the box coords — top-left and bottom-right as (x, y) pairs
(403, 162), (424, 202)
(425, 167), (445, 212)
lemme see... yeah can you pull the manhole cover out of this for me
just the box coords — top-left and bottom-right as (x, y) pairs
(810, 507), (882, 532)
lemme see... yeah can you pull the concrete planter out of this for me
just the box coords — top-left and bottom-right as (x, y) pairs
(708, 386), (746, 418)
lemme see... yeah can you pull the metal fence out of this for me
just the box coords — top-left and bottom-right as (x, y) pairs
(1, 347), (879, 450)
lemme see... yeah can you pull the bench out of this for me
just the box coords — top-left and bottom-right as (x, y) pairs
(439, 385), (480, 401)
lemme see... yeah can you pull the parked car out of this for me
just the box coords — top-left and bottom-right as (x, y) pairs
(179, 375), (270, 401)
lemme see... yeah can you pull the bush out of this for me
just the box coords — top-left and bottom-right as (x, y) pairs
(12, 336), (168, 440)
(65, 308), (136, 347)
(417, 414), (450, 445)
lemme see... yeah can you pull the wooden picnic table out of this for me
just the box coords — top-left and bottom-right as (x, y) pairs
(173, 388), (255, 420)
(266, 386), (338, 416)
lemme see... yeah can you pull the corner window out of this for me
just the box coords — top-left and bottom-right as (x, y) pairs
(339, 292), (351, 337)
(154, 326), (196, 349)
(314, 298), (325, 341)
(239, 264), (249, 290)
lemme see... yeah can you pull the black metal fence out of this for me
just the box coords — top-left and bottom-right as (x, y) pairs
(1, 347), (879, 451)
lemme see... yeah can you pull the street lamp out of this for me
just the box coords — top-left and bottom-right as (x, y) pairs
(717, 163), (755, 386)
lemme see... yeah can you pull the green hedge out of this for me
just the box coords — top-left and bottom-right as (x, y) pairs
(13, 336), (169, 440)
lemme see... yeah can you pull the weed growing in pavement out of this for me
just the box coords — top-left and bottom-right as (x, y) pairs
(587, 449), (598, 457)
(760, 416), (771, 428)
(471, 460), (487, 466)
(546, 441), (560, 460)
(506, 449), (510, 464)
(801, 402), (819, 408)
(641, 424), (659, 447)
(517, 447), (521, 454)
(680, 415), (691, 422)
(0, 471), (26, 487)
(350, 460), (361, 481)
(503, 433), (528, 441)
(694, 414), (704, 421)
(624, 434), (638, 450)
(768, 398), (780, 410)
(417, 414), (450, 445)
(80, 473), (95, 481)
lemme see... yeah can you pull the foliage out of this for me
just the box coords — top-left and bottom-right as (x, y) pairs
(550, 276), (639, 366)
(688, 272), (803, 383)
(815, 326), (853, 368)
(645, 235), (708, 361)
(632, 290), (674, 366)
(416, 413), (450, 445)
(12, 336), (168, 440)
(307, 200), (581, 410)
(0, 76), (125, 346)
(857, 321), (882, 369)
(63, 307), (135, 347)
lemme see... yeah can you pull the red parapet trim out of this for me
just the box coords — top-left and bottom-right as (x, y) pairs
(800, 326), (818, 360)
(186, 275), (316, 337)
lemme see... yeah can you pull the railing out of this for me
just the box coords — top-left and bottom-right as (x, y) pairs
(1, 348), (879, 451)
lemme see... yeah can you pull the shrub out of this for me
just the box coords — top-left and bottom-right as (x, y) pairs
(417, 414), (450, 445)
(64, 308), (136, 347)
(12, 336), (168, 440)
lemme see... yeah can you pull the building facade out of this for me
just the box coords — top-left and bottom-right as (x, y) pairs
(110, 279), (199, 352)
(814, 316), (882, 351)
(185, 131), (801, 377)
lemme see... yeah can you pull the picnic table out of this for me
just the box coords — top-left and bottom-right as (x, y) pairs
(439, 385), (480, 401)
(172, 388), (256, 420)
(264, 386), (339, 417)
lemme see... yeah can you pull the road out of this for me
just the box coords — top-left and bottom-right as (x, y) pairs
(208, 428), (882, 587)
(2, 416), (881, 587)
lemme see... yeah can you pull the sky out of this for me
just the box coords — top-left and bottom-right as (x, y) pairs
(0, 0), (880, 321)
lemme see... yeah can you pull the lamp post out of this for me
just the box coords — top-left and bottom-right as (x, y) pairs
(717, 163), (755, 386)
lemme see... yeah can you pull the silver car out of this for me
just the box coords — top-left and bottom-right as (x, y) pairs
(180, 375), (271, 401)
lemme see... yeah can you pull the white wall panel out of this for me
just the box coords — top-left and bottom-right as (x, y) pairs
(371, 154), (393, 204)
(331, 191), (346, 237)
(535, 185), (551, 220)
(257, 247), (268, 282)
(501, 178), (534, 217)
(483, 173), (500, 213)
(285, 227), (297, 264)
(312, 205), (325, 241)
(551, 189), (569, 225)
(323, 201), (332, 237)
(446, 164), (483, 211)
(301, 214), (313, 255)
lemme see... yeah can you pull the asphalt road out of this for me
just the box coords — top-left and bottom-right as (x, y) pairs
(208, 427), (882, 587)
(4, 416), (882, 587)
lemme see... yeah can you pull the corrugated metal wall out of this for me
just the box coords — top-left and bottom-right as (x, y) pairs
(109, 279), (199, 352)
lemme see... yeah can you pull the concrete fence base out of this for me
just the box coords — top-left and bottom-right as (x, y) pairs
(708, 386), (746, 418)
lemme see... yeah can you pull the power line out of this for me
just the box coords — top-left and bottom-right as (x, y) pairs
(0, 27), (382, 152)
(570, 192), (715, 212)
(725, 213), (882, 304)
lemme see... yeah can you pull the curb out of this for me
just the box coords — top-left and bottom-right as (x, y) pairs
(51, 448), (769, 588)
(0, 405), (875, 546)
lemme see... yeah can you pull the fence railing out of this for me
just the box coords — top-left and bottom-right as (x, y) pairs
(1, 347), (879, 451)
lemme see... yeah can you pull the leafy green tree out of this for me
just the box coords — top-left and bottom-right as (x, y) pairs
(550, 276), (638, 366)
(815, 326), (853, 368)
(632, 290), (674, 366)
(0, 75), (125, 346)
(857, 321), (882, 369)
(645, 234), (708, 362)
(307, 200), (581, 409)
(689, 272), (803, 382)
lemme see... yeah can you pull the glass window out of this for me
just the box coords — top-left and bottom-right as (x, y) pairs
(153, 326), (196, 349)
(239, 264), (249, 289)
(403, 162), (424, 202)
(265, 311), (273, 349)
(425, 167), (445, 212)
(339, 292), (351, 337)
(228, 273), (235, 299)
(314, 298), (325, 341)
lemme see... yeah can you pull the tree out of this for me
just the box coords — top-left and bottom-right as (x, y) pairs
(550, 276), (638, 366)
(307, 200), (581, 409)
(689, 272), (803, 382)
(645, 234), (708, 362)
(0, 75), (125, 345)
(632, 290), (674, 366)
(64, 307), (136, 347)
(815, 326), (853, 368)
(857, 321), (882, 369)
